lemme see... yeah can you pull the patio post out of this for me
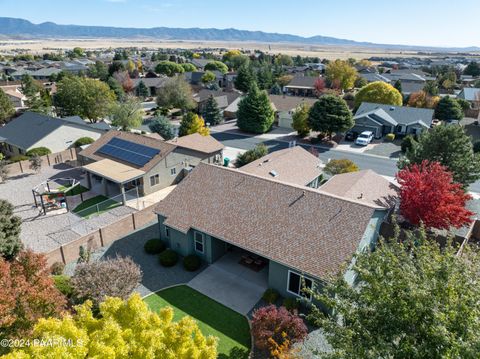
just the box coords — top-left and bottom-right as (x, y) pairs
(120, 184), (126, 205)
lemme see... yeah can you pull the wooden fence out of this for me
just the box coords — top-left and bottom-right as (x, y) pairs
(44, 204), (158, 266)
(4, 148), (79, 177)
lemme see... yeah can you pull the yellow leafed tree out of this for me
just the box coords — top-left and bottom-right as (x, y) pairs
(3, 294), (217, 359)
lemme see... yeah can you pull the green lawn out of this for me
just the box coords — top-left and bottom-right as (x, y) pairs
(144, 285), (251, 359)
(72, 195), (121, 218)
(58, 184), (89, 196)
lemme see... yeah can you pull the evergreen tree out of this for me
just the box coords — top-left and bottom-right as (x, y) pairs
(0, 199), (22, 260)
(0, 88), (15, 124)
(202, 95), (222, 126)
(234, 64), (256, 92)
(308, 95), (353, 138)
(237, 83), (275, 134)
(136, 80), (149, 98)
(400, 124), (480, 186)
(435, 96), (464, 121)
(148, 116), (175, 140)
(270, 83), (282, 95)
(464, 61), (480, 77)
(393, 79), (402, 94)
(256, 65), (273, 90)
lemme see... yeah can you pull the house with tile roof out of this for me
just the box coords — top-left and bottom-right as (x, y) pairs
(352, 102), (434, 138)
(78, 131), (224, 202)
(155, 163), (389, 302)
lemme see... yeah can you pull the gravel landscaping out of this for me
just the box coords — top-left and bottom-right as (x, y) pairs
(0, 164), (135, 253)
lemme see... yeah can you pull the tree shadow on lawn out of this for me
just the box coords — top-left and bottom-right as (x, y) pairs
(217, 347), (250, 359)
(152, 285), (251, 357)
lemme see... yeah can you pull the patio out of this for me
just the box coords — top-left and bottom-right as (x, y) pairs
(188, 248), (269, 315)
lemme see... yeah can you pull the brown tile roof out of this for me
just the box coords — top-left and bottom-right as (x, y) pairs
(320, 170), (399, 209)
(268, 95), (317, 112)
(79, 130), (176, 172)
(240, 146), (322, 186)
(155, 163), (380, 280)
(167, 133), (224, 154)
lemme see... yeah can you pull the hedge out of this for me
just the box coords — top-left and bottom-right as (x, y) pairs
(262, 288), (280, 304)
(144, 238), (166, 255)
(74, 137), (95, 147)
(26, 147), (51, 156)
(183, 255), (201, 271)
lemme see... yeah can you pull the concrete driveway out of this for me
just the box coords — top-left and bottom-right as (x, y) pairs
(188, 251), (268, 315)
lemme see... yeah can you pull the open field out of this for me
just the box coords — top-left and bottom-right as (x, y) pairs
(2, 37), (479, 60)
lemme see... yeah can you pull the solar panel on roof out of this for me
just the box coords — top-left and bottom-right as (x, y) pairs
(97, 137), (160, 167)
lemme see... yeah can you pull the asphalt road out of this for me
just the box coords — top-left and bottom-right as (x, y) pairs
(211, 131), (480, 193)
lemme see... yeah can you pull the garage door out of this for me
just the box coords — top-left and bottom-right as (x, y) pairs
(351, 125), (380, 138)
(278, 117), (293, 129)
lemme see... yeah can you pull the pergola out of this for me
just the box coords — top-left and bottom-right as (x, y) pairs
(32, 177), (81, 215)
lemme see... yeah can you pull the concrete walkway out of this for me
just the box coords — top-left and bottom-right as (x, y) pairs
(188, 251), (268, 315)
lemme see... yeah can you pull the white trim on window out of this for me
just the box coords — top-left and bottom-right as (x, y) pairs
(170, 167), (176, 176)
(149, 174), (159, 186)
(194, 231), (205, 254)
(286, 270), (313, 301)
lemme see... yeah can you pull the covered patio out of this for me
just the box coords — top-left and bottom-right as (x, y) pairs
(188, 248), (269, 315)
(83, 159), (144, 205)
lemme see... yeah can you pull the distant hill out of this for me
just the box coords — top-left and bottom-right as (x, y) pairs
(0, 17), (478, 52)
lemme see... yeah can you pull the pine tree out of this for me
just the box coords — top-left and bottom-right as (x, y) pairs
(0, 199), (22, 260)
(136, 80), (149, 98)
(0, 88), (15, 124)
(234, 64), (256, 92)
(202, 95), (222, 126)
(237, 83), (275, 134)
(394, 79), (402, 94)
(148, 116), (175, 140)
(308, 95), (353, 138)
(435, 96), (464, 121)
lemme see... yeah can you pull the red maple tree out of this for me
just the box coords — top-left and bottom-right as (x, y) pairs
(0, 251), (66, 340)
(396, 160), (473, 230)
(314, 77), (326, 96)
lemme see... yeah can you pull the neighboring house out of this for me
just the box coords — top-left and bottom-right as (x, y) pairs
(155, 163), (388, 302)
(284, 75), (319, 97)
(223, 96), (242, 119)
(79, 131), (224, 201)
(239, 146), (322, 188)
(30, 67), (63, 80)
(132, 77), (168, 97)
(359, 69), (434, 95)
(189, 59), (212, 70)
(320, 170), (399, 209)
(457, 88), (480, 109)
(2, 86), (27, 109)
(268, 94), (317, 129)
(0, 112), (106, 156)
(185, 71), (225, 87)
(193, 89), (241, 114)
(352, 102), (434, 138)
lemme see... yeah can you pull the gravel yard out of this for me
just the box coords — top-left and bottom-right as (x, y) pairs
(0, 164), (135, 253)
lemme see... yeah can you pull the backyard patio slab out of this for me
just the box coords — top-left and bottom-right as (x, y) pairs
(188, 251), (268, 315)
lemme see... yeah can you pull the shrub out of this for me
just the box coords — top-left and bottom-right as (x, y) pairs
(50, 261), (65, 275)
(74, 137), (95, 147)
(71, 256), (142, 308)
(159, 249), (178, 267)
(474, 141), (480, 153)
(401, 135), (417, 153)
(183, 254), (201, 271)
(324, 159), (359, 176)
(53, 274), (73, 298)
(236, 144), (268, 167)
(343, 92), (355, 101)
(283, 297), (299, 311)
(262, 288), (279, 304)
(385, 133), (395, 141)
(251, 305), (308, 353)
(144, 238), (166, 254)
(26, 147), (51, 157)
(9, 155), (29, 162)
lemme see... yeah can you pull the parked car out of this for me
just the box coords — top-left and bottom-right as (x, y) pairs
(345, 130), (358, 141)
(355, 131), (374, 146)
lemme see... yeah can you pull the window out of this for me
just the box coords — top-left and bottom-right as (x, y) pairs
(170, 168), (176, 176)
(149, 174), (159, 186)
(194, 231), (204, 253)
(165, 226), (170, 238)
(287, 270), (313, 300)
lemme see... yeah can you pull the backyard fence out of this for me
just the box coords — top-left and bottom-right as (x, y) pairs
(4, 148), (79, 177)
(44, 203), (158, 266)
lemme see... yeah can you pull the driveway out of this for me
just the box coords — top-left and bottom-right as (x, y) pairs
(188, 251), (268, 315)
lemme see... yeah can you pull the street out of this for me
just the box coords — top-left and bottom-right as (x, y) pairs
(211, 131), (480, 193)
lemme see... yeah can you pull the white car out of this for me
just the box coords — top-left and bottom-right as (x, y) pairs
(355, 131), (374, 146)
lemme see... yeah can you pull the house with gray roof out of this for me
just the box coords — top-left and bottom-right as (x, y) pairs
(0, 112), (107, 156)
(457, 88), (480, 109)
(154, 163), (389, 303)
(284, 75), (319, 97)
(132, 77), (168, 96)
(352, 102), (434, 138)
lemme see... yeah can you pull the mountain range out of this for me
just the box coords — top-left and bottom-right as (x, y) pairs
(0, 17), (478, 52)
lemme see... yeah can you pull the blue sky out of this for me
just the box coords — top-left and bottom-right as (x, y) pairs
(0, 0), (478, 47)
